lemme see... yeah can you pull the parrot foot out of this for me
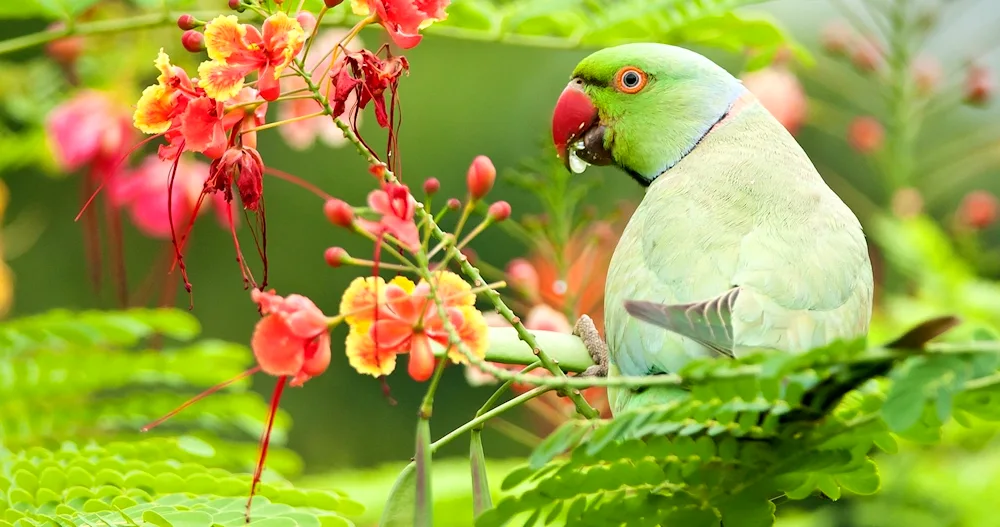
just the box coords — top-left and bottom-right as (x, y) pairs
(573, 314), (608, 378)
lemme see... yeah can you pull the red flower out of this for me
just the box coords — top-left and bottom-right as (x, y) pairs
(959, 190), (998, 230)
(342, 49), (409, 128)
(848, 116), (884, 154)
(198, 12), (306, 102)
(208, 145), (266, 211)
(46, 90), (134, 172)
(251, 289), (332, 387)
(356, 182), (420, 251)
(350, 0), (450, 49)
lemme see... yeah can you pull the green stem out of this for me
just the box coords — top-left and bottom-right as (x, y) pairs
(881, 0), (917, 198)
(432, 387), (551, 452)
(475, 361), (543, 421)
(483, 327), (592, 373)
(418, 357), (450, 418)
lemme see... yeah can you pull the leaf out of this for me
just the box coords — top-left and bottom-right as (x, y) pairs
(718, 492), (776, 527)
(414, 419), (433, 527)
(835, 459), (880, 496)
(469, 431), (492, 518)
(379, 462), (416, 527)
(528, 421), (591, 469)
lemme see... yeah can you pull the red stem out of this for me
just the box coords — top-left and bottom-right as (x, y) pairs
(246, 375), (288, 523)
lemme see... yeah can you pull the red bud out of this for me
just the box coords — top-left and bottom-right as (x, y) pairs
(959, 190), (998, 229)
(324, 198), (355, 228)
(44, 22), (82, 65)
(181, 30), (205, 53)
(177, 14), (199, 30)
(964, 63), (993, 106)
(446, 198), (460, 210)
(466, 155), (496, 200)
(506, 258), (539, 297)
(296, 11), (317, 34)
(324, 0), (345, 7)
(488, 201), (511, 222)
(325, 247), (349, 267)
(847, 116), (884, 154)
(423, 177), (440, 195)
(228, 0), (245, 11)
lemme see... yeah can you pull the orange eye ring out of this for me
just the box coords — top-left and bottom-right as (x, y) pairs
(614, 67), (648, 94)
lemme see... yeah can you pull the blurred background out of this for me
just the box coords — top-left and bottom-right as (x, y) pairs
(2, 0), (1000, 525)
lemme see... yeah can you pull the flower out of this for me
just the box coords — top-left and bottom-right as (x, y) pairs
(46, 90), (134, 172)
(198, 13), (306, 102)
(356, 182), (420, 251)
(740, 66), (807, 135)
(109, 154), (230, 239)
(958, 190), (998, 229)
(964, 63), (993, 106)
(340, 271), (488, 381)
(278, 30), (364, 151)
(350, 0), (450, 49)
(847, 116), (884, 154)
(208, 145), (266, 211)
(251, 289), (332, 386)
(341, 49), (409, 128)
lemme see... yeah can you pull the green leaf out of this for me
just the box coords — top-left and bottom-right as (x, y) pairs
(835, 459), (880, 496)
(469, 431), (492, 518)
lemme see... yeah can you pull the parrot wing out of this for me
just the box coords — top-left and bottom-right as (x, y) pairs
(623, 288), (740, 358)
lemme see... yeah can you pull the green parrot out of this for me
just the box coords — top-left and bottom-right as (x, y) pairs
(551, 43), (875, 415)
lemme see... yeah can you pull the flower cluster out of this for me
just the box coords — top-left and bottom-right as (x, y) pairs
(340, 271), (489, 381)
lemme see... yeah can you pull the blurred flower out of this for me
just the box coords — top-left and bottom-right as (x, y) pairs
(340, 272), (488, 381)
(890, 187), (924, 220)
(356, 182), (420, 251)
(963, 63), (993, 106)
(350, 0), (450, 49)
(912, 56), (942, 96)
(278, 30), (364, 151)
(821, 20), (852, 56)
(198, 12), (306, 101)
(44, 22), (83, 66)
(251, 288), (332, 386)
(958, 190), (998, 229)
(46, 90), (134, 172)
(851, 35), (883, 72)
(848, 116), (884, 154)
(109, 154), (230, 239)
(740, 66), (807, 135)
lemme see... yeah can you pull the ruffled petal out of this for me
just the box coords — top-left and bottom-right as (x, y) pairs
(339, 276), (386, 325)
(133, 84), (175, 134)
(203, 15), (249, 62)
(197, 60), (251, 102)
(427, 270), (474, 307)
(261, 11), (305, 76)
(179, 97), (225, 153)
(346, 321), (398, 377)
(251, 315), (306, 377)
(451, 305), (488, 364)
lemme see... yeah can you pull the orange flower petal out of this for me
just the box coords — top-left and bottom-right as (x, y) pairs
(133, 84), (174, 134)
(197, 60), (250, 102)
(428, 270), (474, 307)
(346, 322), (397, 377)
(408, 333), (436, 381)
(203, 15), (249, 62)
(339, 276), (386, 325)
(261, 11), (305, 78)
(449, 305), (488, 364)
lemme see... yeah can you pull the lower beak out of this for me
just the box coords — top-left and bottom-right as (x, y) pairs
(551, 80), (611, 172)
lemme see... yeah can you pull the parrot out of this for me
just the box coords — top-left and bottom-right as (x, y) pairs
(550, 43), (876, 416)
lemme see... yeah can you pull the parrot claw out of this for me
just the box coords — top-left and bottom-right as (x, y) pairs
(573, 314), (609, 378)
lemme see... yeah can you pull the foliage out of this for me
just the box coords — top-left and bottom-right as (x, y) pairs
(477, 330), (1000, 526)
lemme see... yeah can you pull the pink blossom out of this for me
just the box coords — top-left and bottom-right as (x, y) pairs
(356, 182), (420, 251)
(45, 90), (134, 172)
(109, 154), (230, 239)
(251, 288), (332, 387)
(741, 67), (807, 135)
(278, 30), (364, 150)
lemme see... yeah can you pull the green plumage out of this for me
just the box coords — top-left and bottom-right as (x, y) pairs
(567, 44), (874, 415)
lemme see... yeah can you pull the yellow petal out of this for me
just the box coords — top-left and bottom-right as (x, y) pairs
(449, 305), (489, 364)
(339, 276), (386, 325)
(389, 275), (416, 294)
(203, 14), (248, 62)
(154, 48), (173, 85)
(133, 84), (174, 134)
(262, 11), (306, 78)
(428, 270), (474, 307)
(350, 0), (371, 16)
(197, 60), (247, 102)
(346, 322), (398, 377)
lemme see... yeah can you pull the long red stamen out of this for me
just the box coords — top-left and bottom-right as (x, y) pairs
(242, 202), (268, 290)
(226, 201), (255, 290)
(140, 366), (261, 432)
(245, 375), (288, 524)
(74, 133), (164, 222)
(263, 166), (333, 201)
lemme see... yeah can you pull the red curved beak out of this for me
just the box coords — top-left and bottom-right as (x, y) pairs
(552, 80), (598, 161)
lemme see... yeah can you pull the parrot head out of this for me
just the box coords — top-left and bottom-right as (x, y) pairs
(551, 43), (746, 185)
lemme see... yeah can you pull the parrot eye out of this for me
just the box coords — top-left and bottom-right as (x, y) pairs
(615, 67), (647, 94)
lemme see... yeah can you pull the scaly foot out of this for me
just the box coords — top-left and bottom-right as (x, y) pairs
(573, 314), (608, 378)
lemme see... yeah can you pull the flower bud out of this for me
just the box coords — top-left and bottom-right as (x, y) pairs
(324, 0), (345, 7)
(228, 0), (245, 12)
(959, 190), (998, 229)
(963, 63), (993, 106)
(466, 155), (496, 200)
(177, 14), (199, 30)
(821, 21), (852, 56)
(325, 246), (349, 267)
(324, 198), (355, 228)
(847, 116), (883, 154)
(487, 201), (511, 222)
(423, 177), (440, 195)
(44, 23), (82, 65)
(296, 11), (317, 34)
(181, 30), (205, 53)
(446, 198), (460, 210)
(851, 36), (882, 73)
